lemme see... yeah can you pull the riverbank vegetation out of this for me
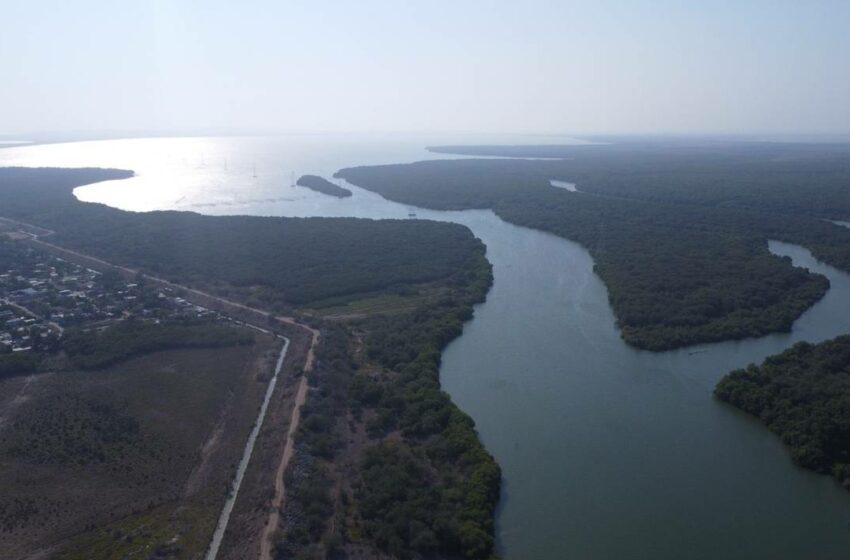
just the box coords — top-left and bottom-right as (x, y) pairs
(296, 174), (352, 198)
(276, 245), (499, 559)
(1, 167), (502, 559)
(0, 167), (486, 310)
(354, 289), (501, 559)
(716, 335), (850, 487)
(338, 142), (850, 350)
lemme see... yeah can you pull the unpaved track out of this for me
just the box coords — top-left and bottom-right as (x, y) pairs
(2, 217), (322, 560)
(258, 319), (319, 560)
(258, 372), (310, 560)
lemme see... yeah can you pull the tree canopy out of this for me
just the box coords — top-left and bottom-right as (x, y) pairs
(716, 335), (850, 486)
(0, 167), (486, 309)
(338, 142), (850, 350)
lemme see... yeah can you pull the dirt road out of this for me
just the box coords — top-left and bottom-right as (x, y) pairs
(2, 216), (322, 560)
(258, 371), (310, 560)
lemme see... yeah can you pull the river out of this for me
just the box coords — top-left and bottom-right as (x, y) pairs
(2, 135), (849, 558)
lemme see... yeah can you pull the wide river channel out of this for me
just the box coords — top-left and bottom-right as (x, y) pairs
(3, 135), (850, 559)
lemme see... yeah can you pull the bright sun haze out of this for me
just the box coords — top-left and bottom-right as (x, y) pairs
(5, 3), (850, 560)
(2, 0), (849, 136)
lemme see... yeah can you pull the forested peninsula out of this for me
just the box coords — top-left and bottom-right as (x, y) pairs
(0, 168), (483, 310)
(337, 141), (850, 351)
(0, 167), (500, 559)
(716, 336), (850, 487)
(280, 261), (499, 559)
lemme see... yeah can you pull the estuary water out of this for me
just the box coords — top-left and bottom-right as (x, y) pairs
(2, 135), (850, 559)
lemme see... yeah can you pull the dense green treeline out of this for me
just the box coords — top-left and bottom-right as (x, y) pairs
(0, 167), (489, 309)
(429, 141), (850, 219)
(2, 167), (503, 559)
(55, 212), (481, 307)
(495, 190), (832, 350)
(276, 324), (352, 558)
(337, 147), (850, 350)
(297, 325), (351, 461)
(350, 254), (499, 560)
(0, 319), (253, 375)
(63, 319), (254, 370)
(278, 247), (497, 559)
(425, 143), (850, 266)
(296, 175), (352, 198)
(716, 336), (850, 486)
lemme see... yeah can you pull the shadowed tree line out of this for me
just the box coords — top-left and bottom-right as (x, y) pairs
(278, 251), (498, 559)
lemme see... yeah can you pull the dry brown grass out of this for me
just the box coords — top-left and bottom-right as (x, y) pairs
(0, 334), (277, 559)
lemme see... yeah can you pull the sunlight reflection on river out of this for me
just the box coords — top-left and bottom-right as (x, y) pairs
(3, 135), (850, 559)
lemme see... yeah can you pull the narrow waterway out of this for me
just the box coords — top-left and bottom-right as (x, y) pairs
(3, 136), (850, 559)
(438, 225), (850, 559)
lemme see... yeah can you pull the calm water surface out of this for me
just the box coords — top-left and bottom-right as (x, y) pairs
(2, 135), (850, 559)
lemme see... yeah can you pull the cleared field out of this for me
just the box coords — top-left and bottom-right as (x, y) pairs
(0, 335), (279, 559)
(301, 284), (449, 320)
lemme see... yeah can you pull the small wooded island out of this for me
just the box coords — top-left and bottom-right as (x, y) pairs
(296, 174), (352, 198)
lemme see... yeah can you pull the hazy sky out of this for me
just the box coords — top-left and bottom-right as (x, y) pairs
(2, 0), (850, 136)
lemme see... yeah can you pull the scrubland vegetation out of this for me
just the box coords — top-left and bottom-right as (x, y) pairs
(0, 343), (271, 557)
(276, 242), (498, 560)
(1, 167), (501, 559)
(63, 319), (253, 370)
